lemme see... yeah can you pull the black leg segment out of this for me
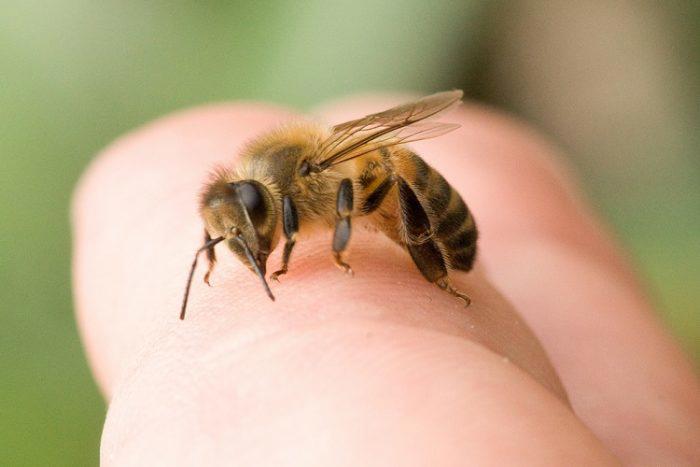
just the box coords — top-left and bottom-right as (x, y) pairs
(333, 217), (351, 253)
(336, 178), (354, 215)
(333, 178), (354, 274)
(398, 178), (447, 282)
(271, 195), (299, 282)
(397, 178), (471, 306)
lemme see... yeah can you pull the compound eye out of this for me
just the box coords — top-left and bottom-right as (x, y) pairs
(234, 181), (266, 225)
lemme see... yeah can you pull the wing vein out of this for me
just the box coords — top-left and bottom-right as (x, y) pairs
(316, 90), (463, 171)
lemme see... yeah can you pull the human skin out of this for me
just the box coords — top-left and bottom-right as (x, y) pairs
(72, 96), (700, 466)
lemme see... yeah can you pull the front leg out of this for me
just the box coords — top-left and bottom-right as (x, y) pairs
(203, 230), (217, 286)
(332, 178), (354, 275)
(271, 196), (299, 282)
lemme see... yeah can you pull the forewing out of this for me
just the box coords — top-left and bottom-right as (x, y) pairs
(317, 90), (463, 170)
(333, 122), (461, 163)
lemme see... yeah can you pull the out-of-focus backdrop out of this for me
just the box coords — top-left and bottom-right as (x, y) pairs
(1, 1), (697, 465)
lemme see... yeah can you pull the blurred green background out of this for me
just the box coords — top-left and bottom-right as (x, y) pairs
(1, 1), (698, 465)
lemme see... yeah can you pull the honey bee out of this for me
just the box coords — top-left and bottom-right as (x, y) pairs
(180, 90), (477, 319)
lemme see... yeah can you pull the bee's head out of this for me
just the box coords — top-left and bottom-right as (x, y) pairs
(201, 179), (278, 277)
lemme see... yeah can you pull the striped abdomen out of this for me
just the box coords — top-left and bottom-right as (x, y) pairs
(396, 151), (478, 272)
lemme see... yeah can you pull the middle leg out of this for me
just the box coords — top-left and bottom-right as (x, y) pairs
(332, 178), (354, 275)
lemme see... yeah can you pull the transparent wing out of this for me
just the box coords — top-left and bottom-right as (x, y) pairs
(316, 90), (463, 170)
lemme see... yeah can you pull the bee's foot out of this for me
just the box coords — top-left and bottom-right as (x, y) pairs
(203, 272), (212, 287)
(270, 269), (287, 282)
(333, 254), (354, 276)
(436, 278), (471, 307)
(454, 292), (471, 307)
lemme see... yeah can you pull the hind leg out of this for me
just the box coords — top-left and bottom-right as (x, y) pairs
(397, 178), (471, 306)
(435, 277), (471, 306)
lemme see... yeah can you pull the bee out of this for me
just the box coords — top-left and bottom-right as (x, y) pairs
(180, 90), (478, 319)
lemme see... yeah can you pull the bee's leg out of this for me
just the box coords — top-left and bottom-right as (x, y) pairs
(332, 178), (354, 275)
(271, 196), (299, 282)
(203, 230), (217, 286)
(397, 178), (471, 306)
(435, 277), (471, 306)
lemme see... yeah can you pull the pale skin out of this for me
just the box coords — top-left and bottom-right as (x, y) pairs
(72, 97), (700, 466)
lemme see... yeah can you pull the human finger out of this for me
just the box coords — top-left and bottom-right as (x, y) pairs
(73, 100), (618, 465)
